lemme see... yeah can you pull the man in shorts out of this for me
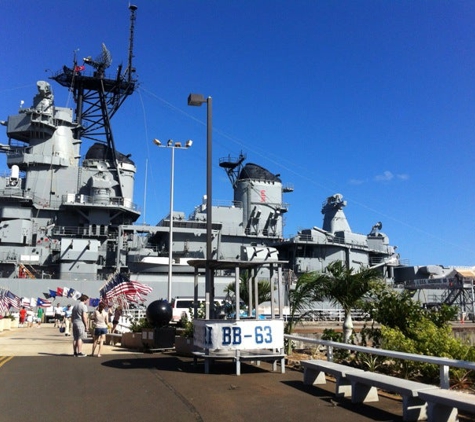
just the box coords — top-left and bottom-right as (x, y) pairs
(71, 294), (89, 357)
(54, 303), (63, 328)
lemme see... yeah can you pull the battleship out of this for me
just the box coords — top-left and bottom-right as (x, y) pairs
(0, 5), (472, 317)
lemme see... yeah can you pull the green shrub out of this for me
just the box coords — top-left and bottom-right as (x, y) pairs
(129, 317), (153, 332)
(321, 329), (350, 362)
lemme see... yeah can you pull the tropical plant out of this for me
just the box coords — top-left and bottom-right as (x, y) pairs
(450, 369), (474, 392)
(321, 328), (350, 361)
(179, 302), (205, 338)
(307, 261), (385, 342)
(224, 270), (271, 313)
(284, 272), (319, 353)
(364, 288), (474, 382)
(353, 352), (385, 372)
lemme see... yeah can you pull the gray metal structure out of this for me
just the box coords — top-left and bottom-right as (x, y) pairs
(396, 266), (475, 320)
(0, 4), (423, 307)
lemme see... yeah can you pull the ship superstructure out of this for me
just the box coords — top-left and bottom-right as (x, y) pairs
(0, 5), (140, 284)
(0, 5), (404, 304)
(276, 194), (398, 278)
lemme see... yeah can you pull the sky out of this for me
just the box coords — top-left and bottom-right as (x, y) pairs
(0, 0), (474, 267)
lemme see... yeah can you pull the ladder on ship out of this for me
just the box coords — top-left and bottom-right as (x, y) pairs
(18, 263), (36, 279)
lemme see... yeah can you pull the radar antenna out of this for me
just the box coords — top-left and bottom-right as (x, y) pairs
(83, 43), (112, 74)
(124, 4), (138, 83)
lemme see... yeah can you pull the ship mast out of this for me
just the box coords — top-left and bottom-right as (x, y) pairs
(51, 4), (138, 197)
(219, 152), (246, 188)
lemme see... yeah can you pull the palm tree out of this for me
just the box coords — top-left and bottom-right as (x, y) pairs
(284, 272), (319, 354)
(224, 270), (271, 316)
(309, 261), (384, 342)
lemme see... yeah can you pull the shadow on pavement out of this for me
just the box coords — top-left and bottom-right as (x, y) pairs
(100, 354), (273, 376)
(282, 379), (403, 420)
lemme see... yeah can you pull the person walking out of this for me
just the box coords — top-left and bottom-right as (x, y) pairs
(91, 302), (109, 357)
(26, 309), (34, 328)
(19, 307), (27, 326)
(54, 303), (63, 328)
(63, 304), (72, 336)
(36, 307), (44, 326)
(71, 294), (89, 357)
(111, 306), (123, 333)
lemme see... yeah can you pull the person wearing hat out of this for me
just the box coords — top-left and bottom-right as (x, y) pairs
(71, 294), (89, 357)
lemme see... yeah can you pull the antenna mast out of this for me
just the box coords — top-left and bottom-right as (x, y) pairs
(126, 4), (138, 83)
(51, 5), (139, 198)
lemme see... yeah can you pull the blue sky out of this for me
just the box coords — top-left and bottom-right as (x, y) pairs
(1, 1), (474, 267)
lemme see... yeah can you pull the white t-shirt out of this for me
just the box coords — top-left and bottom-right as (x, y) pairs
(94, 309), (108, 329)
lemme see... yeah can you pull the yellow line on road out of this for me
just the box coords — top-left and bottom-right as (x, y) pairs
(0, 356), (14, 367)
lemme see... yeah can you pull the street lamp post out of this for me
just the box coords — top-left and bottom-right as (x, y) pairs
(153, 138), (192, 303)
(187, 93), (213, 319)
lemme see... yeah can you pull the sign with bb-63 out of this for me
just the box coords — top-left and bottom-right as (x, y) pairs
(193, 319), (284, 350)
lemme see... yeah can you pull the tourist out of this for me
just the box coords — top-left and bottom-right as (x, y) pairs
(111, 306), (122, 333)
(36, 307), (44, 326)
(91, 302), (109, 357)
(71, 295), (89, 357)
(26, 308), (34, 328)
(54, 303), (63, 328)
(19, 307), (27, 326)
(63, 304), (72, 336)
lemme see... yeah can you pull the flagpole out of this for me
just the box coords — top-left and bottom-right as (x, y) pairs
(143, 158), (148, 224)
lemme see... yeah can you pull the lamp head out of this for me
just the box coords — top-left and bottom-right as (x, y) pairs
(167, 139), (173, 147)
(186, 140), (193, 148)
(153, 139), (161, 146)
(188, 93), (206, 106)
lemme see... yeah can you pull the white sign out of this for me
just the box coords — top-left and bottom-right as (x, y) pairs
(193, 319), (284, 350)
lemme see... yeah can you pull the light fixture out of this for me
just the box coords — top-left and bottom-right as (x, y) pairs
(188, 92), (213, 319)
(152, 138), (193, 302)
(187, 93), (206, 106)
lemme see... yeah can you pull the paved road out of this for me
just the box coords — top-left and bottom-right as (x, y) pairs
(0, 324), (416, 422)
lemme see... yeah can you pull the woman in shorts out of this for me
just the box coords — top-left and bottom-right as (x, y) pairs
(91, 302), (109, 357)
(111, 306), (122, 333)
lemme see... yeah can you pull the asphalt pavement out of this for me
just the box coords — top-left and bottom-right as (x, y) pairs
(0, 323), (415, 422)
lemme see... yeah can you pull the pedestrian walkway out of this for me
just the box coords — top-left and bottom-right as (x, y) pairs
(0, 325), (409, 422)
(2, 323), (472, 422)
(0, 322), (136, 357)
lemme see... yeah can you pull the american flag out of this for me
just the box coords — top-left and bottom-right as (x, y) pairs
(0, 288), (21, 311)
(6, 291), (21, 309)
(100, 273), (152, 305)
(0, 299), (7, 314)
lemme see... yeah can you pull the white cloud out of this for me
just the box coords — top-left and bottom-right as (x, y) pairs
(349, 178), (366, 185)
(375, 171), (394, 182)
(349, 171), (409, 185)
(374, 170), (409, 182)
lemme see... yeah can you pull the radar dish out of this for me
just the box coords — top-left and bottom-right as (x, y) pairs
(84, 43), (112, 71)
